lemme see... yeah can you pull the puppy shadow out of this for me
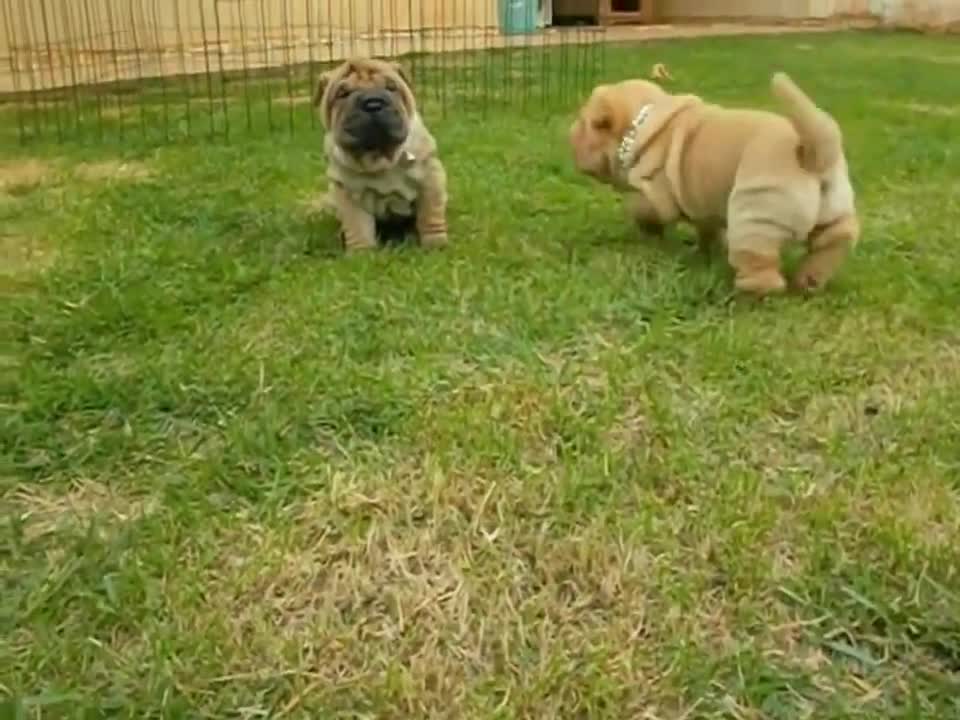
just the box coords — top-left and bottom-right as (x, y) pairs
(573, 221), (830, 307)
(299, 194), (340, 258)
(372, 214), (420, 250)
(302, 213), (344, 258)
(301, 201), (419, 257)
(598, 222), (716, 265)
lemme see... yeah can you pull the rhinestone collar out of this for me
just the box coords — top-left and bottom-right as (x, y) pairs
(616, 104), (653, 170)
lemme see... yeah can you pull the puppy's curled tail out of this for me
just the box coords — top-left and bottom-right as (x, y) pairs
(771, 72), (842, 175)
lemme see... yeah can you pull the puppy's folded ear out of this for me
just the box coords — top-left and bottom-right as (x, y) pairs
(588, 100), (614, 134)
(312, 70), (334, 108)
(584, 90), (615, 133)
(391, 61), (412, 89)
(591, 113), (612, 131)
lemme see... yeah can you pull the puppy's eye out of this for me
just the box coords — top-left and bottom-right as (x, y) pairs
(335, 85), (351, 100)
(591, 117), (612, 131)
(384, 79), (398, 93)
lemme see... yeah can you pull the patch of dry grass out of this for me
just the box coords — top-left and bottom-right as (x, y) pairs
(7, 480), (158, 541)
(0, 232), (57, 277)
(274, 94), (313, 107)
(884, 101), (959, 117)
(1, 156), (152, 196)
(168, 475), (701, 716)
(73, 160), (153, 182)
(1, 157), (152, 288)
(0, 158), (51, 196)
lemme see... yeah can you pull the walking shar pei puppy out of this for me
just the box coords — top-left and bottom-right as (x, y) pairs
(569, 73), (860, 294)
(313, 58), (448, 251)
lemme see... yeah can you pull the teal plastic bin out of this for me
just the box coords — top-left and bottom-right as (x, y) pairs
(499, 0), (538, 35)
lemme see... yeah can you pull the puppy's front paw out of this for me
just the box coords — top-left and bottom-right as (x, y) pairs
(735, 269), (787, 296)
(342, 233), (378, 254)
(344, 244), (377, 256)
(420, 229), (449, 249)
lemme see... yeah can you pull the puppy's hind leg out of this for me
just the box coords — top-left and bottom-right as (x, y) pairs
(726, 219), (789, 296)
(792, 214), (860, 292)
(726, 181), (811, 295)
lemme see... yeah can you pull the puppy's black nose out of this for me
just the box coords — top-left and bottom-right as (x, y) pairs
(361, 96), (387, 113)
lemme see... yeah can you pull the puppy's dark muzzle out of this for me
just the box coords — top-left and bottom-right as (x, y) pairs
(361, 96), (388, 114)
(339, 89), (408, 154)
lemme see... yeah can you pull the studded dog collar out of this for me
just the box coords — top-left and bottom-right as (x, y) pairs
(616, 104), (653, 171)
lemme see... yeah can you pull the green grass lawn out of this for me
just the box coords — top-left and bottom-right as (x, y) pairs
(3, 31), (960, 719)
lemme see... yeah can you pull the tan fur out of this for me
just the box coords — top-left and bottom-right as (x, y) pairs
(569, 73), (859, 295)
(314, 58), (448, 252)
(771, 72), (843, 175)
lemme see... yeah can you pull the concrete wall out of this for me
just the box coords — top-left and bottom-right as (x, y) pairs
(878, 0), (960, 28)
(655, 0), (959, 26)
(655, 0), (874, 20)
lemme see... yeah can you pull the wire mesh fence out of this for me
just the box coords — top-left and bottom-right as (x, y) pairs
(0, 0), (606, 144)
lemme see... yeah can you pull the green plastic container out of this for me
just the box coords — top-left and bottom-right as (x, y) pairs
(499, 0), (538, 35)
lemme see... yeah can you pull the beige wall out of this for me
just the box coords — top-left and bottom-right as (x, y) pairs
(881, 0), (960, 27)
(655, 0), (959, 24)
(656, 0), (874, 20)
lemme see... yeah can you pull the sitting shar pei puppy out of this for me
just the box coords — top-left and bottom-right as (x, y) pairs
(569, 72), (860, 295)
(314, 58), (448, 252)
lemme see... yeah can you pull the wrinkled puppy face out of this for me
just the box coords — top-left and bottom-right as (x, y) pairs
(569, 86), (619, 183)
(569, 80), (667, 184)
(315, 58), (416, 173)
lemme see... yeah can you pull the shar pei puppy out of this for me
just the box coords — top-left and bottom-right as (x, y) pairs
(313, 58), (448, 251)
(569, 72), (860, 295)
